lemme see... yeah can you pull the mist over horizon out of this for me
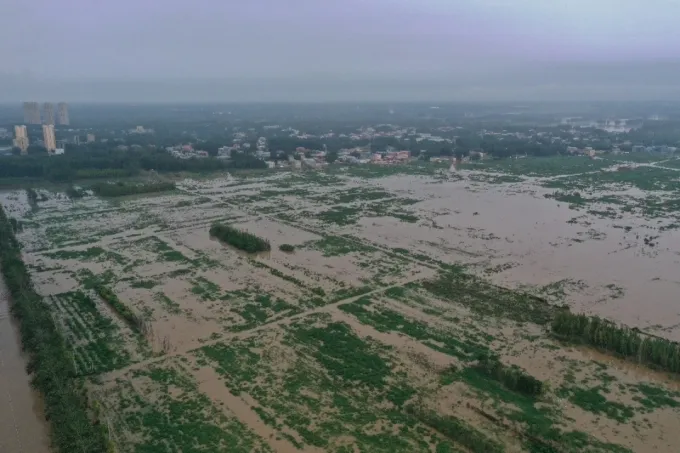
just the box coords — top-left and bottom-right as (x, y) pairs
(2, 0), (680, 102)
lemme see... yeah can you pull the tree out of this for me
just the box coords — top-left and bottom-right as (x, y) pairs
(326, 150), (339, 164)
(440, 147), (453, 157)
(454, 149), (468, 160)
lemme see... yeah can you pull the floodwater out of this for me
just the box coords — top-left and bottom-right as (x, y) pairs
(369, 174), (680, 340)
(0, 276), (50, 453)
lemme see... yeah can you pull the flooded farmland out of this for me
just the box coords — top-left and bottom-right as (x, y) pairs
(2, 156), (680, 453)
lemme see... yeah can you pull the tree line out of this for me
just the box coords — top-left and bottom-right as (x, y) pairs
(0, 148), (266, 182)
(209, 223), (271, 253)
(90, 181), (176, 197)
(0, 205), (111, 452)
(552, 311), (680, 374)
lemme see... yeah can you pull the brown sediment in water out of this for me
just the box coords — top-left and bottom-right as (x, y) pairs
(0, 279), (51, 453)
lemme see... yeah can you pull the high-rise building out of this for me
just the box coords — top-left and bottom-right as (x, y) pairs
(23, 102), (41, 124)
(86, 133), (95, 143)
(57, 102), (69, 125)
(42, 124), (56, 152)
(13, 125), (29, 154)
(42, 102), (55, 124)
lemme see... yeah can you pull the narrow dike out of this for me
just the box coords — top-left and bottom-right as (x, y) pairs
(0, 205), (112, 453)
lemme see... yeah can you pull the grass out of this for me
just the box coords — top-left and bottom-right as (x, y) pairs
(305, 234), (377, 257)
(52, 291), (131, 375)
(196, 325), (453, 452)
(44, 246), (127, 264)
(420, 271), (556, 325)
(461, 155), (612, 177)
(132, 235), (192, 263)
(317, 205), (363, 225)
(339, 296), (489, 361)
(291, 321), (392, 388)
(154, 292), (182, 314)
(105, 363), (272, 452)
(90, 181), (176, 197)
(557, 385), (635, 423)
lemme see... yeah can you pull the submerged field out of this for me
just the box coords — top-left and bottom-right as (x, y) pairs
(3, 155), (680, 452)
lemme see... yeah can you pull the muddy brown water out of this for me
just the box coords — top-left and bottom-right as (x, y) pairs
(0, 277), (50, 453)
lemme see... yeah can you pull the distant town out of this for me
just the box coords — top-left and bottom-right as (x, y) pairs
(1, 103), (679, 181)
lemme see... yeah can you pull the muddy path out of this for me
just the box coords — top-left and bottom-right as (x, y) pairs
(0, 277), (50, 453)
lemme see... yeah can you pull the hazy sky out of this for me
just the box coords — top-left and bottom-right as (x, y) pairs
(1, 0), (679, 101)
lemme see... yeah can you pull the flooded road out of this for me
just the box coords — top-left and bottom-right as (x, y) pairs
(0, 278), (50, 453)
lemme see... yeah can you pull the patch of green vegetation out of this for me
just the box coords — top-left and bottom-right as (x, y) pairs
(108, 363), (272, 452)
(329, 161), (449, 179)
(53, 291), (131, 375)
(249, 260), (309, 291)
(197, 329), (445, 452)
(90, 180), (176, 197)
(330, 285), (373, 302)
(421, 271), (555, 325)
(222, 291), (298, 331)
(292, 321), (392, 387)
(323, 187), (393, 204)
(154, 292), (182, 314)
(279, 243), (295, 252)
(457, 366), (631, 453)
(317, 205), (363, 225)
(406, 406), (504, 453)
(468, 173), (526, 184)
(474, 357), (544, 397)
(95, 285), (147, 335)
(544, 191), (587, 205)
(462, 155), (611, 177)
(190, 276), (222, 301)
(339, 296), (488, 360)
(557, 386), (634, 423)
(44, 246), (127, 264)
(629, 383), (680, 410)
(132, 235), (191, 263)
(305, 234), (377, 257)
(130, 279), (157, 289)
(210, 222), (271, 253)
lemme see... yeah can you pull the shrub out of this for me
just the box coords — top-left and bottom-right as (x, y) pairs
(279, 244), (295, 252)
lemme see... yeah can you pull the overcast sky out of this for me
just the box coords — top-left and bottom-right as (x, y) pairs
(1, 0), (679, 101)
